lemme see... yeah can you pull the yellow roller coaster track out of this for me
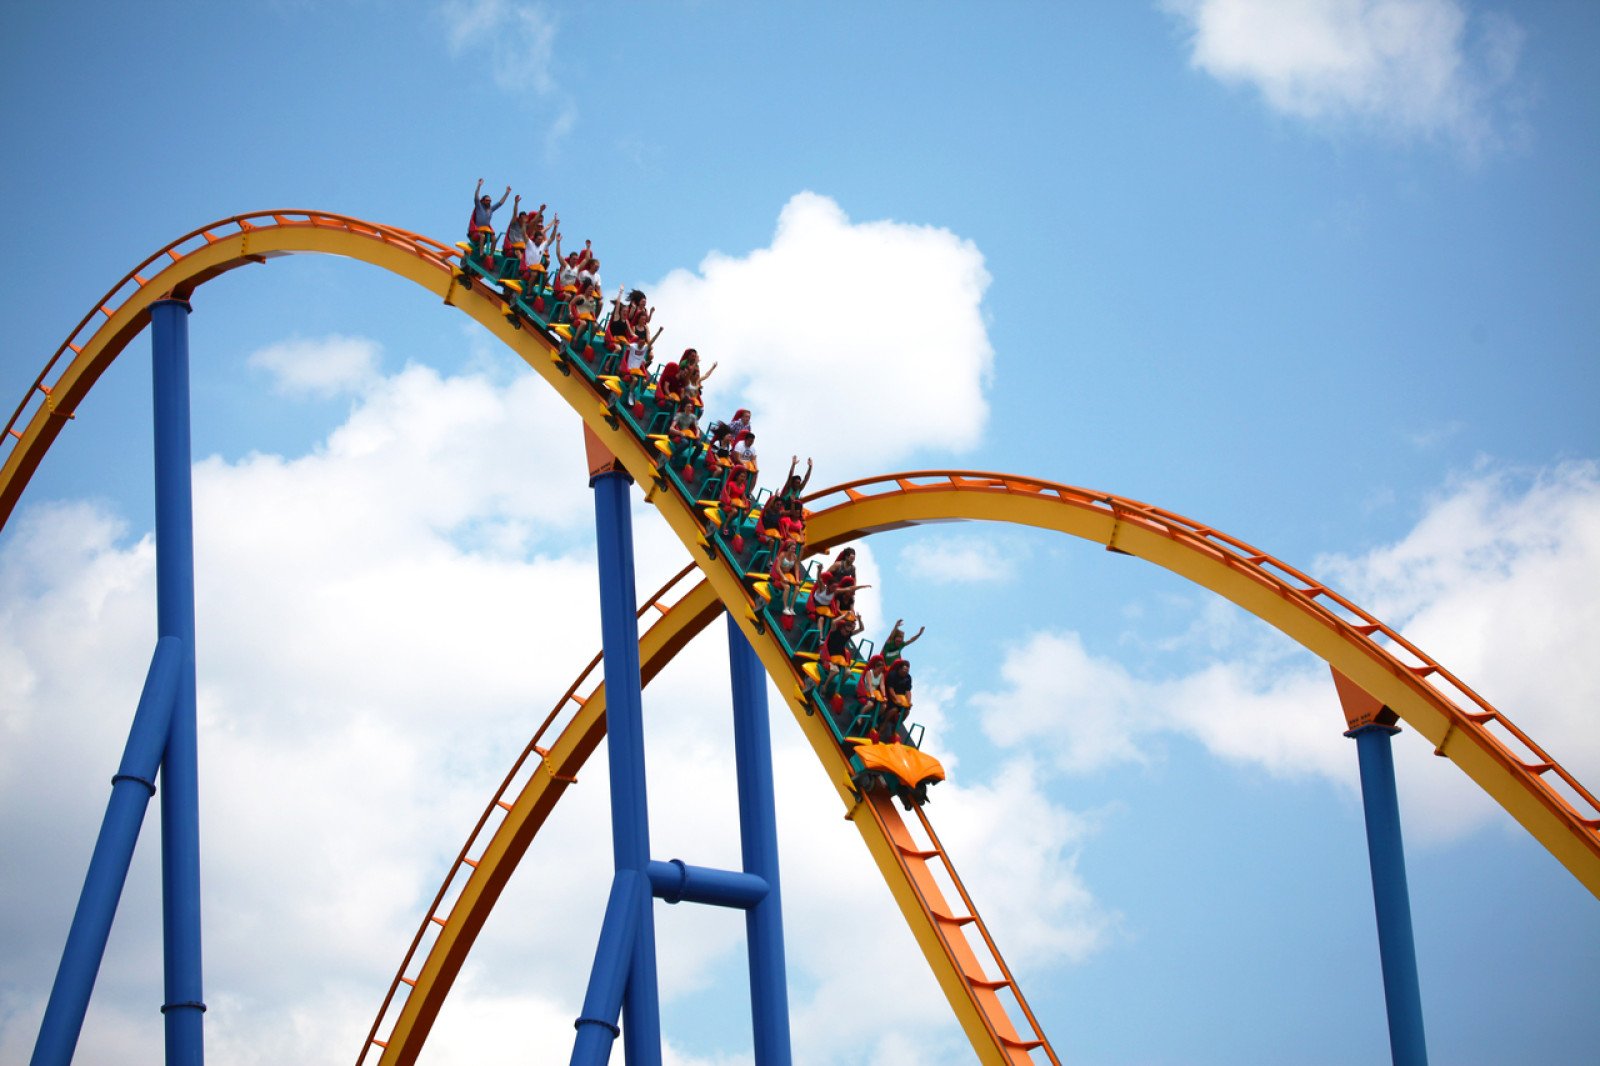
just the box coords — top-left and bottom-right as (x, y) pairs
(4, 213), (1595, 1065)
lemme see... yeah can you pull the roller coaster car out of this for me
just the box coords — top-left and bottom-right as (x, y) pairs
(445, 247), (953, 808)
(847, 739), (945, 809)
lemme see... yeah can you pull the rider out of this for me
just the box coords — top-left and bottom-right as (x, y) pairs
(882, 619), (924, 665)
(856, 654), (890, 735)
(769, 535), (805, 617)
(468, 178), (511, 258)
(882, 658), (913, 740)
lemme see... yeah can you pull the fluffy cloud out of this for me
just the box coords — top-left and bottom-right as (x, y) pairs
(1165, 0), (1524, 152)
(1319, 460), (1600, 835)
(649, 192), (994, 482)
(439, 0), (575, 151)
(900, 535), (1017, 584)
(972, 461), (1600, 842)
(248, 334), (381, 397)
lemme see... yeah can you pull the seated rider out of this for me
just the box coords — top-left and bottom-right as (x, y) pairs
(776, 456), (813, 508)
(834, 574), (870, 615)
(769, 536), (805, 617)
(732, 430), (758, 478)
(820, 547), (864, 611)
(882, 619), (924, 665)
(777, 503), (806, 548)
(807, 570), (839, 620)
(770, 456), (812, 541)
(666, 401), (702, 475)
(501, 197), (528, 265)
(570, 277), (603, 340)
(524, 214), (559, 304)
(755, 485), (789, 540)
(551, 235), (591, 307)
(882, 658), (913, 740)
(817, 608), (863, 711)
(718, 468), (752, 540)
(620, 325), (662, 409)
(856, 654), (889, 735)
(705, 419), (737, 468)
(822, 546), (857, 588)
(579, 251), (602, 295)
(655, 358), (684, 404)
(703, 408), (750, 469)
(680, 348), (716, 408)
(526, 202), (550, 246)
(468, 178), (511, 257)
(607, 287), (653, 343)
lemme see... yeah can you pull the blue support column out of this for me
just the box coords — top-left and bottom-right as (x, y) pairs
(1348, 724), (1428, 1066)
(726, 614), (792, 1066)
(588, 467), (660, 1066)
(151, 298), (205, 1066)
(32, 638), (183, 1066)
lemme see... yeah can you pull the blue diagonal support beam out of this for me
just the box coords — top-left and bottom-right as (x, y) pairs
(32, 637), (184, 1066)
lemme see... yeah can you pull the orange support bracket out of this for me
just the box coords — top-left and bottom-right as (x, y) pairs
(1332, 667), (1398, 733)
(583, 424), (626, 482)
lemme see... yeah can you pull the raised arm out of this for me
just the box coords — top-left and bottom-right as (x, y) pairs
(493, 185), (511, 210)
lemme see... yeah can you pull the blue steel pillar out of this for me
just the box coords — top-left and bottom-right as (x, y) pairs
(725, 615), (792, 1065)
(587, 455), (661, 1066)
(1348, 723), (1428, 1066)
(151, 298), (206, 1066)
(1333, 668), (1426, 1066)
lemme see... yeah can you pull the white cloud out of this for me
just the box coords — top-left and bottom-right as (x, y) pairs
(977, 632), (1158, 774)
(1319, 460), (1600, 836)
(649, 192), (994, 482)
(900, 535), (1016, 584)
(248, 333), (381, 397)
(1165, 0), (1524, 153)
(974, 461), (1600, 842)
(439, 0), (575, 154)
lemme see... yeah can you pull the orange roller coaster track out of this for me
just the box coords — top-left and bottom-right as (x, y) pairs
(5, 213), (1596, 1065)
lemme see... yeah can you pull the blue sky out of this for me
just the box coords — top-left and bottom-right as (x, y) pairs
(2, 2), (1597, 1064)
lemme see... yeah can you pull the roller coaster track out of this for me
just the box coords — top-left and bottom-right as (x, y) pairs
(5, 213), (1597, 1064)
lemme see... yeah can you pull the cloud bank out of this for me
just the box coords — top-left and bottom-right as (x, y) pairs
(650, 192), (994, 482)
(1165, 0), (1524, 153)
(439, 0), (576, 152)
(973, 460), (1600, 842)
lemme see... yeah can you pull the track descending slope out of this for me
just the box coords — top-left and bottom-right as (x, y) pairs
(0, 212), (1056, 1063)
(364, 471), (1600, 1063)
(5, 214), (1596, 1064)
